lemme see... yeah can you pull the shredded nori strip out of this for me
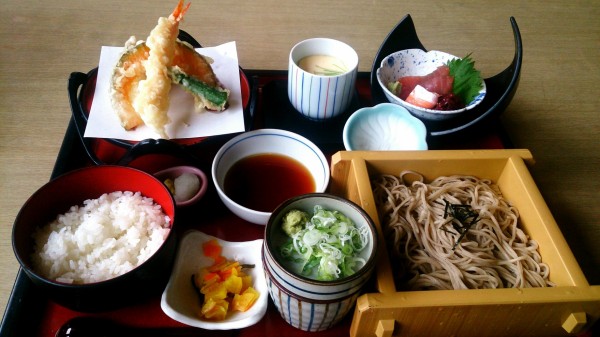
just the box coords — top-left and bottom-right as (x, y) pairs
(439, 199), (480, 250)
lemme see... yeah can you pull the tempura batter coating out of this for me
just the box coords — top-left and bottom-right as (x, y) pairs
(110, 1), (230, 138)
(132, 0), (190, 138)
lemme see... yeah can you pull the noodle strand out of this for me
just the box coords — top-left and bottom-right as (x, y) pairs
(372, 172), (554, 290)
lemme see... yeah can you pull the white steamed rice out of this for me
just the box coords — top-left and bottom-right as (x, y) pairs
(31, 191), (171, 284)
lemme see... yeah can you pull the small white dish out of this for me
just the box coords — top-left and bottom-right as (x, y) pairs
(161, 231), (267, 330)
(343, 103), (428, 151)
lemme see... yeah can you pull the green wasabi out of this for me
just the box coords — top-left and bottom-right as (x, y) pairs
(281, 209), (310, 237)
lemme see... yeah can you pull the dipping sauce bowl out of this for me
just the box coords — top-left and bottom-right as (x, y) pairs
(212, 129), (330, 225)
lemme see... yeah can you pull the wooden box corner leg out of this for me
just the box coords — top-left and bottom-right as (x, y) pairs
(375, 319), (395, 337)
(562, 312), (587, 334)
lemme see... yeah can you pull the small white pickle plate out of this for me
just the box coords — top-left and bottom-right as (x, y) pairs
(161, 230), (267, 330)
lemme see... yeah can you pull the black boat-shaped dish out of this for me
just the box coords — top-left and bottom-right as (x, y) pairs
(370, 15), (522, 138)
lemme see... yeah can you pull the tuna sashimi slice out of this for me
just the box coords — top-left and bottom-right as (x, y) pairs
(398, 76), (422, 100)
(398, 66), (453, 100)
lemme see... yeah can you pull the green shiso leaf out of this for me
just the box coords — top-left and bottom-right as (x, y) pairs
(446, 54), (483, 105)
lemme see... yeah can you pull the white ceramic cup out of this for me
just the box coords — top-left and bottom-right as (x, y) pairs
(288, 38), (359, 121)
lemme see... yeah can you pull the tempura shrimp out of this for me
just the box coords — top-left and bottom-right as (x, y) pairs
(133, 0), (190, 138)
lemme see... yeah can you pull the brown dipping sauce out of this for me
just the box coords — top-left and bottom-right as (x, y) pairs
(224, 153), (316, 212)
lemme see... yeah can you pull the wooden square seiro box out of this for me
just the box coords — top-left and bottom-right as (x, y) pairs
(329, 150), (600, 337)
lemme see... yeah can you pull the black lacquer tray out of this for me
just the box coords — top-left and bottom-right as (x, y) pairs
(1, 23), (516, 337)
(370, 15), (523, 138)
(1, 67), (514, 337)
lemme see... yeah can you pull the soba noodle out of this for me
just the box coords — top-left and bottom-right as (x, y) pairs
(372, 171), (553, 290)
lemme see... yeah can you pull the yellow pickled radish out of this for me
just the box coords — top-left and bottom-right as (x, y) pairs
(195, 239), (259, 320)
(231, 287), (260, 312)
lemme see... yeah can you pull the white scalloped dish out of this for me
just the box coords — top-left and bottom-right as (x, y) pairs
(160, 231), (267, 330)
(343, 103), (428, 151)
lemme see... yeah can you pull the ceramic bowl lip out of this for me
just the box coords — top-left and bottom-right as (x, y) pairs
(154, 165), (208, 207)
(12, 165), (176, 288)
(264, 193), (378, 286)
(343, 102), (428, 151)
(289, 37), (359, 78)
(211, 129), (330, 224)
(376, 49), (487, 115)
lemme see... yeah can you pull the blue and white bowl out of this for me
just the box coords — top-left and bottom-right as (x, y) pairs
(212, 129), (330, 225)
(263, 193), (378, 331)
(376, 49), (486, 121)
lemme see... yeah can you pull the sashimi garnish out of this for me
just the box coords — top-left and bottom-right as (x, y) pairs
(387, 54), (483, 111)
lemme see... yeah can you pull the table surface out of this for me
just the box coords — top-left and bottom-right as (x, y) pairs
(1, 0), (598, 326)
